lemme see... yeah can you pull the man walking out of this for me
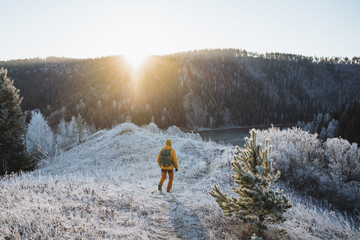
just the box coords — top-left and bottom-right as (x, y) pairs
(157, 139), (178, 192)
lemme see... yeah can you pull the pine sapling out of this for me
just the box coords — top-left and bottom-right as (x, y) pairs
(210, 129), (291, 236)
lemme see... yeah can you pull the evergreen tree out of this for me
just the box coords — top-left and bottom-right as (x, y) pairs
(0, 69), (33, 175)
(210, 129), (291, 236)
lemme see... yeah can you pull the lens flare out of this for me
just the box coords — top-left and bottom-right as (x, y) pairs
(123, 53), (147, 69)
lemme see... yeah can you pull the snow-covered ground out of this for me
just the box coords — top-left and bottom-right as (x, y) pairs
(1, 123), (359, 239)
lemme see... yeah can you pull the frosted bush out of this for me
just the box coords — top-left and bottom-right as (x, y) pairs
(166, 125), (202, 141)
(144, 122), (160, 133)
(255, 127), (360, 211)
(166, 125), (183, 136)
(325, 138), (360, 182)
(113, 122), (139, 133)
(255, 127), (323, 183)
(26, 110), (54, 156)
(187, 132), (203, 141)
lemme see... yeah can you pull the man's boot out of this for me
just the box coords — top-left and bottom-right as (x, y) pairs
(158, 184), (162, 192)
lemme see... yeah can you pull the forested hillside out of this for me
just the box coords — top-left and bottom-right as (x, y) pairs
(1, 49), (359, 129)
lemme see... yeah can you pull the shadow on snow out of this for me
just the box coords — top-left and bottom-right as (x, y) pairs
(163, 193), (209, 240)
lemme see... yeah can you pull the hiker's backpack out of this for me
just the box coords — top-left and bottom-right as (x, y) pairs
(160, 148), (172, 167)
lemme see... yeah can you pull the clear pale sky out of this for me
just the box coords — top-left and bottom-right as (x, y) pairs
(1, 0), (359, 60)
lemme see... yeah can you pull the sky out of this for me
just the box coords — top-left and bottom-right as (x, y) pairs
(1, 0), (359, 61)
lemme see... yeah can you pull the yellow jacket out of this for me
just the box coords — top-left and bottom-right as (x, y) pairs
(157, 144), (178, 170)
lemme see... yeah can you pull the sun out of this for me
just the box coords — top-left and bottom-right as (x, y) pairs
(123, 52), (147, 69)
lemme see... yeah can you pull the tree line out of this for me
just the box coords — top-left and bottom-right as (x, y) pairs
(0, 49), (359, 141)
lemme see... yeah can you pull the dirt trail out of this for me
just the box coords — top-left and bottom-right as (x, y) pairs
(131, 175), (210, 239)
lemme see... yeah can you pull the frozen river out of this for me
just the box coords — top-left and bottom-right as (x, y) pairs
(196, 128), (251, 147)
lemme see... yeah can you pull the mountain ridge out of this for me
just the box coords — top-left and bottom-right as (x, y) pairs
(1, 49), (359, 129)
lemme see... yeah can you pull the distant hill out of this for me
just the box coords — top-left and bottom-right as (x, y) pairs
(1, 49), (359, 129)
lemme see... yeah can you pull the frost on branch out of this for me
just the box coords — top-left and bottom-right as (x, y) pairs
(26, 110), (54, 156)
(255, 126), (360, 211)
(210, 129), (291, 234)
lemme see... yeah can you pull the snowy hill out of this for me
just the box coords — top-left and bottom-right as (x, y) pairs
(1, 123), (359, 239)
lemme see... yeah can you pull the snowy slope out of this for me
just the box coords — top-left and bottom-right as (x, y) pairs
(0, 123), (359, 239)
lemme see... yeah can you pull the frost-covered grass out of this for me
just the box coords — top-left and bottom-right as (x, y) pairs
(1, 123), (359, 239)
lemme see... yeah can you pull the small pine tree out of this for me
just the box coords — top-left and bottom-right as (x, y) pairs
(210, 129), (291, 236)
(0, 69), (34, 175)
